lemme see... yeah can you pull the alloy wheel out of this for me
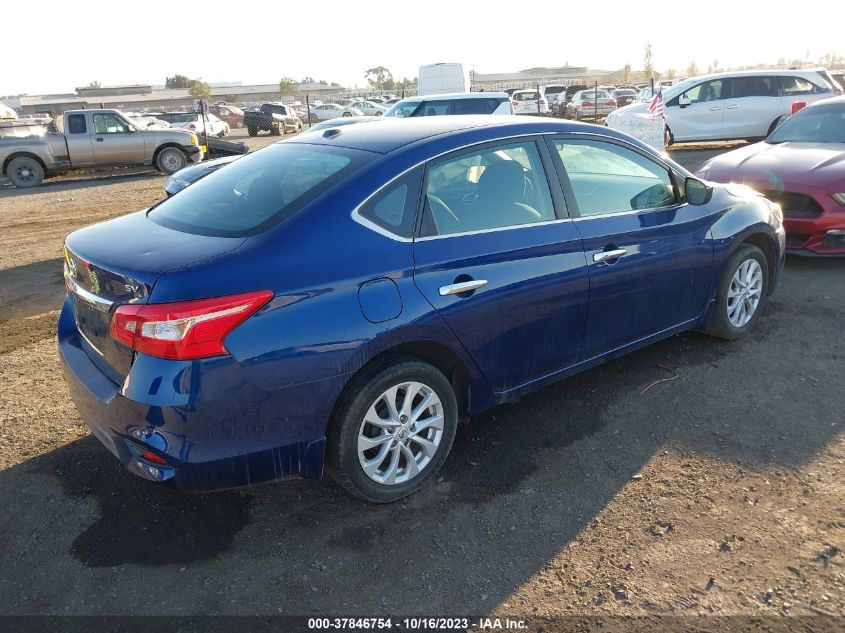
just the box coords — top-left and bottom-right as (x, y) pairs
(357, 381), (444, 486)
(727, 259), (763, 327)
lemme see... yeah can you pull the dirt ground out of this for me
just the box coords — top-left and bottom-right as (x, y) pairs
(0, 139), (842, 628)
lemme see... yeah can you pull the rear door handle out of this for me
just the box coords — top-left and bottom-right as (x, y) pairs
(725, 104), (740, 109)
(439, 279), (487, 296)
(95, 137), (104, 142)
(593, 249), (627, 263)
(707, 106), (722, 111)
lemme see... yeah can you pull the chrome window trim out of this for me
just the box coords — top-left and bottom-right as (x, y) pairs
(349, 129), (685, 242)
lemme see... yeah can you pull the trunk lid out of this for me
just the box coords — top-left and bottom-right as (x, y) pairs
(64, 209), (246, 382)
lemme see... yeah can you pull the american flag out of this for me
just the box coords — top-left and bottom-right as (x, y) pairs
(647, 90), (665, 117)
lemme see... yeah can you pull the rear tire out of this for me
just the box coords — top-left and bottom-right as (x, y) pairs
(155, 147), (187, 175)
(326, 358), (458, 503)
(271, 123), (282, 136)
(342, 112), (353, 117)
(5, 156), (44, 188)
(767, 116), (785, 136)
(703, 244), (768, 340)
(247, 126), (257, 137)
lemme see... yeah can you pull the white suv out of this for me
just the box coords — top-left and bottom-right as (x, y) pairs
(608, 68), (842, 144)
(383, 92), (513, 117)
(511, 89), (549, 115)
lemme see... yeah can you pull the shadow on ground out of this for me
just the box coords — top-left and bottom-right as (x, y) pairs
(0, 256), (842, 614)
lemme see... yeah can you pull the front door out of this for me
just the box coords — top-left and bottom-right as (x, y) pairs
(91, 112), (145, 164)
(546, 135), (713, 361)
(412, 138), (589, 393)
(669, 78), (727, 141)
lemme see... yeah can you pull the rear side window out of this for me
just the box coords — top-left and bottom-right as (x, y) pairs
(357, 168), (423, 238)
(453, 98), (505, 114)
(730, 77), (777, 98)
(778, 76), (822, 96)
(67, 114), (86, 134)
(421, 141), (556, 237)
(149, 143), (369, 237)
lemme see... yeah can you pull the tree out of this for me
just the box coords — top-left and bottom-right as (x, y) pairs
(643, 43), (655, 80)
(166, 74), (191, 89)
(707, 59), (720, 74)
(187, 79), (211, 101)
(86, 80), (101, 88)
(622, 63), (631, 83)
(686, 61), (699, 77)
(666, 67), (676, 80)
(365, 66), (395, 90)
(279, 77), (297, 95)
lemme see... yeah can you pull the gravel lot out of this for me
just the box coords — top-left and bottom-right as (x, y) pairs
(0, 137), (842, 625)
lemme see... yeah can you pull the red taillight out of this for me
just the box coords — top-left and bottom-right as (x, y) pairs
(582, 101), (594, 107)
(791, 101), (807, 115)
(539, 98), (547, 105)
(110, 290), (273, 360)
(139, 451), (167, 465)
(188, 123), (197, 130)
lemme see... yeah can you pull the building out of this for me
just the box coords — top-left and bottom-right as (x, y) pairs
(17, 82), (346, 117)
(470, 66), (615, 91)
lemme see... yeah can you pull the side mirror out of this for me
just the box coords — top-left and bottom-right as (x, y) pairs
(678, 95), (691, 108)
(685, 177), (713, 205)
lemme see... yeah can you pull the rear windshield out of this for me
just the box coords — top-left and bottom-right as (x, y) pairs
(159, 113), (197, 123)
(384, 97), (506, 117)
(148, 143), (370, 237)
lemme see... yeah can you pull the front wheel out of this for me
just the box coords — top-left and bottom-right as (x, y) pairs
(156, 147), (187, 175)
(5, 156), (44, 188)
(326, 359), (458, 503)
(704, 244), (768, 340)
(271, 123), (282, 136)
(342, 111), (353, 117)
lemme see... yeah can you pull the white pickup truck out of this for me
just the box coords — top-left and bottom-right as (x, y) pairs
(0, 109), (203, 188)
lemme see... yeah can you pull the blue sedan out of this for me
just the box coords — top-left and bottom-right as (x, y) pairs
(59, 116), (785, 502)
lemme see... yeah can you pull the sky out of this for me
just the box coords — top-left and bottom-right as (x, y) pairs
(2, 1), (841, 96)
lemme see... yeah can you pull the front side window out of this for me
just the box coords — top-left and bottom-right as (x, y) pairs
(149, 143), (369, 236)
(552, 139), (677, 216)
(685, 79), (725, 103)
(92, 113), (131, 134)
(421, 141), (556, 237)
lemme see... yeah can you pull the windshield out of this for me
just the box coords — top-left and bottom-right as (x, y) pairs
(384, 101), (421, 117)
(767, 104), (845, 143)
(148, 143), (371, 237)
(660, 78), (698, 100)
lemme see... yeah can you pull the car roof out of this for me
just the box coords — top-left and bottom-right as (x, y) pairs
(683, 67), (830, 82)
(286, 115), (640, 155)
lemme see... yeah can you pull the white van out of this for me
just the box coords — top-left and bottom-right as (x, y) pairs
(607, 68), (842, 144)
(418, 63), (466, 96)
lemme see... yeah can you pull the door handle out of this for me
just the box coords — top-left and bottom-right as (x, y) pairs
(725, 104), (740, 109)
(439, 279), (487, 296)
(95, 137), (104, 142)
(707, 106), (722, 111)
(593, 249), (627, 263)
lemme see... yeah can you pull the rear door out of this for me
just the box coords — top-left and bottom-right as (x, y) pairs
(91, 112), (145, 164)
(412, 137), (589, 393)
(668, 78), (727, 141)
(722, 76), (780, 139)
(546, 135), (713, 361)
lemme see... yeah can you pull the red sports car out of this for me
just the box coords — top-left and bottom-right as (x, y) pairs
(696, 96), (845, 255)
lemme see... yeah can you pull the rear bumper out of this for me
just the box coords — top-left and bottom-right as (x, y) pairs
(58, 296), (345, 492)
